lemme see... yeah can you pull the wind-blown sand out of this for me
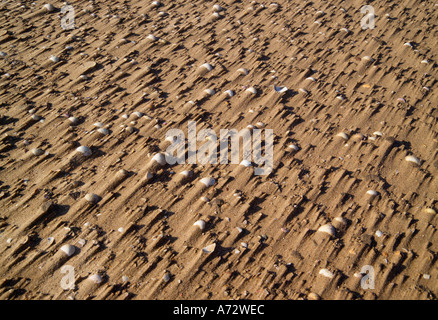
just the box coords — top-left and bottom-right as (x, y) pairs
(0, 0), (437, 300)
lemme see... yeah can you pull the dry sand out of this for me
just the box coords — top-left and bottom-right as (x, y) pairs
(0, 0), (437, 300)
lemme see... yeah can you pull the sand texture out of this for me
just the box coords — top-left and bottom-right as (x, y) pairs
(0, 0), (437, 300)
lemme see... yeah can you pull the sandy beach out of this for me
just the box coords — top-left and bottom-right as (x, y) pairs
(0, 0), (437, 300)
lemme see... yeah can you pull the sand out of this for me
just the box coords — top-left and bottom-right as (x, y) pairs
(0, 0), (437, 300)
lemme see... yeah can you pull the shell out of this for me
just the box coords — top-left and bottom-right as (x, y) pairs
(31, 148), (44, 156)
(151, 1), (161, 7)
(147, 34), (158, 42)
(133, 111), (144, 118)
(375, 230), (383, 238)
(199, 177), (215, 187)
(200, 63), (213, 72)
(68, 117), (79, 125)
(308, 292), (321, 300)
(163, 272), (171, 282)
(43, 4), (55, 12)
(84, 193), (100, 203)
(97, 128), (109, 135)
(336, 132), (349, 140)
(31, 114), (41, 121)
(88, 274), (103, 284)
(193, 220), (206, 230)
(223, 90), (234, 97)
(211, 12), (221, 19)
(49, 55), (59, 63)
(213, 4), (223, 11)
(245, 87), (257, 94)
(317, 224), (336, 237)
(424, 208), (436, 214)
(76, 146), (92, 157)
(333, 216), (347, 225)
(204, 88), (215, 95)
(319, 268), (334, 279)
(180, 170), (193, 177)
(151, 153), (166, 166)
(405, 155), (421, 166)
(274, 85), (288, 93)
(93, 122), (104, 128)
(202, 243), (216, 254)
(60, 244), (76, 257)
(362, 56), (375, 62)
(237, 68), (249, 75)
(366, 190), (379, 197)
(288, 144), (299, 152)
